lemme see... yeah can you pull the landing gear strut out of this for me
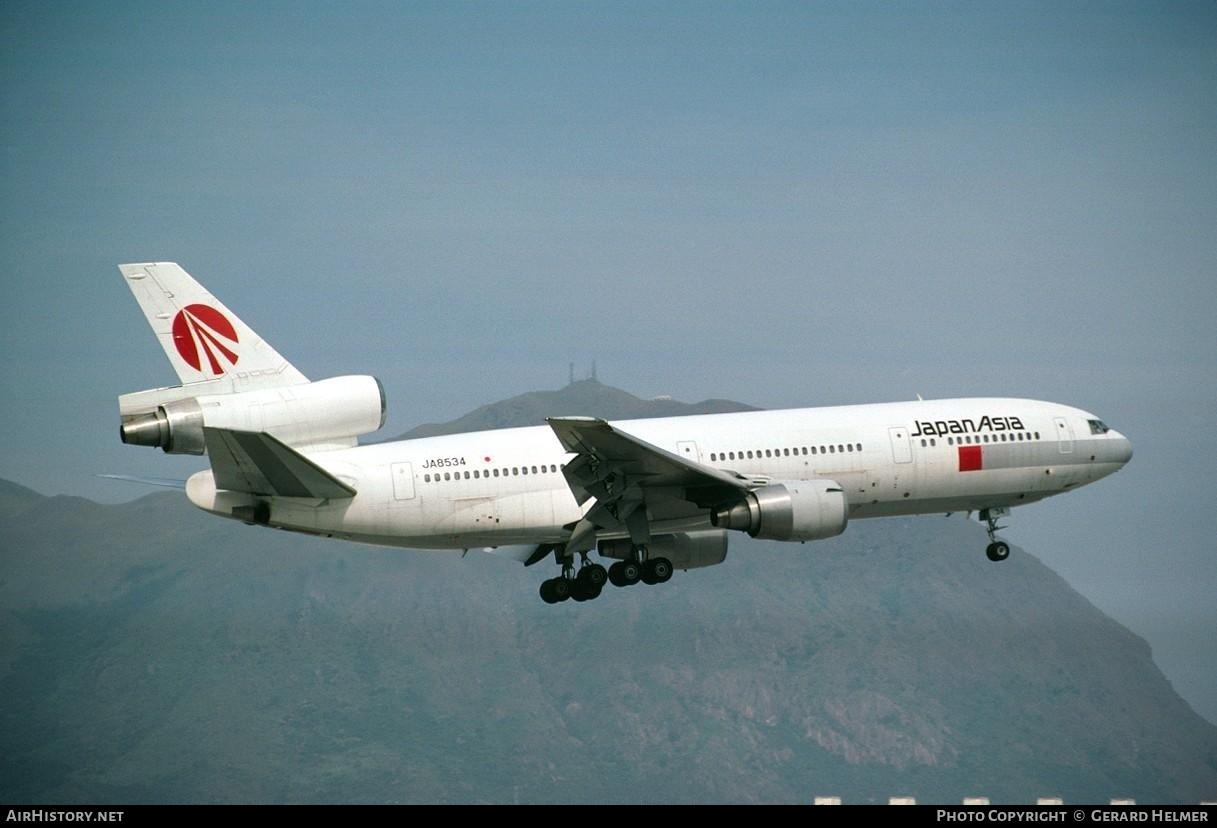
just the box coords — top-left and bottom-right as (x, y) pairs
(981, 508), (1011, 562)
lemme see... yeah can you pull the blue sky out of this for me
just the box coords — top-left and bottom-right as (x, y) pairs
(2, 1), (1215, 721)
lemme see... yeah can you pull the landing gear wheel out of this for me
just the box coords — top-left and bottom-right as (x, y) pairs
(608, 561), (627, 587)
(650, 557), (673, 583)
(540, 577), (572, 603)
(578, 564), (608, 590)
(641, 557), (673, 585)
(617, 559), (642, 586)
(986, 541), (1010, 562)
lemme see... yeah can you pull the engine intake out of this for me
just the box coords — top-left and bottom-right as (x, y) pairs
(712, 480), (848, 542)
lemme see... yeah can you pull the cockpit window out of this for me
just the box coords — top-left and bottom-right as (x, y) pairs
(1088, 419), (1110, 435)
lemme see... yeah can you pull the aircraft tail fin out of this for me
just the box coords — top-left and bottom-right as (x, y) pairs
(118, 262), (308, 391)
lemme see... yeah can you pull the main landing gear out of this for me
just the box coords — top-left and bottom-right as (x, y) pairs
(539, 553), (607, 604)
(980, 508), (1011, 562)
(539, 544), (672, 604)
(608, 545), (672, 587)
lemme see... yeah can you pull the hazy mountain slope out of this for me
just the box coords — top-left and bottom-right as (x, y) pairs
(2, 385), (1214, 804)
(0, 478), (45, 521)
(391, 379), (757, 440)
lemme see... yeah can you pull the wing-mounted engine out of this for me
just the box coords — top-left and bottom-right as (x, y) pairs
(711, 479), (848, 541)
(598, 530), (729, 570)
(119, 374), (386, 454)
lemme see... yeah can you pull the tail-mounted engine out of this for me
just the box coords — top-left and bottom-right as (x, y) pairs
(119, 375), (386, 454)
(711, 480), (848, 542)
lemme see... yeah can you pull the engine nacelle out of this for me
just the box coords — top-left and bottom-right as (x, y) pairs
(598, 530), (729, 570)
(119, 375), (386, 454)
(711, 480), (848, 542)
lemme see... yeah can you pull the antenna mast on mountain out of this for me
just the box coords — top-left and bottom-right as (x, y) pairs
(591, 360), (597, 382)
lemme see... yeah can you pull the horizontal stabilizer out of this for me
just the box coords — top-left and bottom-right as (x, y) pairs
(203, 427), (356, 499)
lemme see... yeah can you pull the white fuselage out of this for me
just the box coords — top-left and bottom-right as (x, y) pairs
(185, 397), (1132, 553)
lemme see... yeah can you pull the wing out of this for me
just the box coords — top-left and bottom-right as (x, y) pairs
(203, 427), (356, 499)
(547, 416), (753, 551)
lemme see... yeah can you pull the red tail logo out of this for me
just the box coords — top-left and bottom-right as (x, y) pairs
(171, 304), (239, 374)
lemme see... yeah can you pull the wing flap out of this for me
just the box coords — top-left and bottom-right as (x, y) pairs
(203, 427), (356, 498)
(548, 416), (750, 496)
(547, 417), (753, 548)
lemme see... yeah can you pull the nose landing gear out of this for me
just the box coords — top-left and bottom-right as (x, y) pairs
(980, 508), (1011, 562)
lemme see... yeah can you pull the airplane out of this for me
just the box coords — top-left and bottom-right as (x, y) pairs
(115, 262), (1133, 604)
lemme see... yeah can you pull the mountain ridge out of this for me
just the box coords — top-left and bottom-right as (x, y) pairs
(390, 378), (758, 440)
(2, 382), (1214, 803)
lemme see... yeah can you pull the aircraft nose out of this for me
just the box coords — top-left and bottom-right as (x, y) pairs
(1111, 431), (1133, 465)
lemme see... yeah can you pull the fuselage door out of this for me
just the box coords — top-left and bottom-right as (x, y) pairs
(1053, 417), (1074, 454)
(391, 462), (416, 500)
(676, 440), (701, 464)
(888, 427), (913, 464)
